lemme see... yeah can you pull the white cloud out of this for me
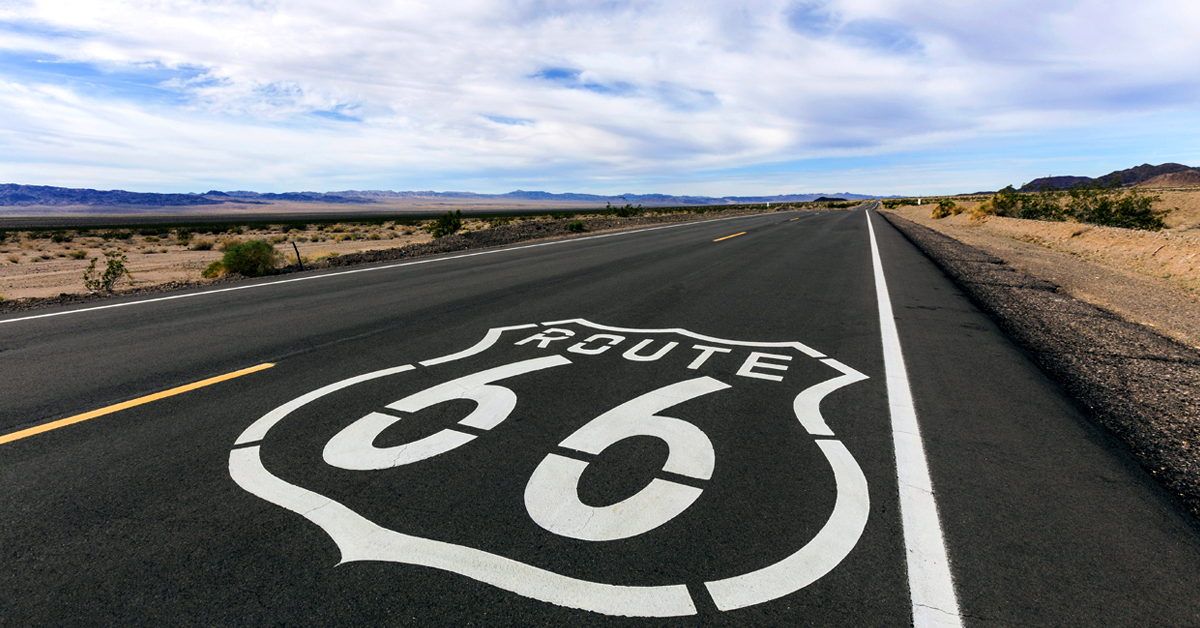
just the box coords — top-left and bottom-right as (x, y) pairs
(0, 0), (1198, 193)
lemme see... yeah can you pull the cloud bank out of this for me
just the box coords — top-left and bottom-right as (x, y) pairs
(1, 0), (1198, 194)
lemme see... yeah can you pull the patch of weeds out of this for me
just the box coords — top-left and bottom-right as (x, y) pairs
(69, 249), (88, 259)
(175, 229), (194, 245)
(83, 250), (133, 292)
(51, 232), (72, 243)
(219, 239), (280, 276)
(219, 237), (242, 251)
(191, 239), (214, 251)
(144, 235), (160, 243)
(226, 226), (244, 235)
(102, 230), (133, 241)
(201, 260), (225, 278)
(566, 221), (586, 232)
(368, 233), (381, 240)
(489, 217), (512, 228)
(269, 235), (288, 244)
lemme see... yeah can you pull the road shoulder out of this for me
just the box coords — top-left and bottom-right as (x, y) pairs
(879, 211), (1200, 521)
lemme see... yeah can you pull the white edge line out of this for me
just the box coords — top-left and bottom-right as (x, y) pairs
(0, 213), (763, 326)
(867, 209), (963, 627)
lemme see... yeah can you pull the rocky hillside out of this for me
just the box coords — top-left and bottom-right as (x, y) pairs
(1022, 163), (1199, 191)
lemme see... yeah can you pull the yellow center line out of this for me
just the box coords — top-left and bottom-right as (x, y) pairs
(789, 217), (800, 221)
(713, 232), (747, 242)
(0, 362), (276, 445)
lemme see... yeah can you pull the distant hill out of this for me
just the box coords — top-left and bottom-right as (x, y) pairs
(1138, 170), (1200, 188)
(0, 184), (226, 207)
(1021, 163), (1197, 191)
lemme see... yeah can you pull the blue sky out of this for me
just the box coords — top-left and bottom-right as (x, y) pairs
(0, 1), (1198, 196)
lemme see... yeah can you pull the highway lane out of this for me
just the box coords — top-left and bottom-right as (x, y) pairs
(2, 206), (1199, 626)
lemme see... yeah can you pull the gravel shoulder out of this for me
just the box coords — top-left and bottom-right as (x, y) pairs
(880, 210), (1200, 520)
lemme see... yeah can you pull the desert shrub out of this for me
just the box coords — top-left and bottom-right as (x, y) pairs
(220, 239), (279, 277)
(605, 201), (643, 218)
(144, 236), (159, 243)
(368, 233), (381, 240)
(489, 217), (512, 228)
(0, 230), (6, 243)
(51, 232), (72, 243)
(7, 254), (20, 264)
(175, 229), (193, 245)
(269, 235), (287, 244)
(883, 199), (917, 209)
(1014, 188), (1068, 221)
(566, 221), (586, 232)
(968, 200), (997, 221)
(191, 239), (214, 251)
(219, 237), (242, 251)
(102, 230), (132, 241)
(69, 249), (88, 259)
(1066, 180), (1165, 230)
(930, 199), (960, 219)
(427, 210), (463, 238)
(226, 226), (243, 235)
(990, 185), (1020, 216)
(83, 250), (133, 292)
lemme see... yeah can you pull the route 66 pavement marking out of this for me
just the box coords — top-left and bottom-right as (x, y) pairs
(230, 318), (871, 617)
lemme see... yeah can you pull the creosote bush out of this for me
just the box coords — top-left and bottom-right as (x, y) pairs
(965, 181), (1166, 230)
(566, 221), (586, 232)
(83, 250), (133, 292)
(218, 239), (280, 277)
(427, 210), (463, 239)
(604, 201), (643, 218)
(930, 199), (962, 219)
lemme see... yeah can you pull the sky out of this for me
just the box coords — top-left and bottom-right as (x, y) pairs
(1, 0), (1198, 196)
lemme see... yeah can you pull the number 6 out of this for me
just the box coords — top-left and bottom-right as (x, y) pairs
(524, 377), (729, 541)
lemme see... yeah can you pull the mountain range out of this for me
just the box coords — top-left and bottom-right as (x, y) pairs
(1020, 163), (1200, 191)
(0, 184), (872, 208)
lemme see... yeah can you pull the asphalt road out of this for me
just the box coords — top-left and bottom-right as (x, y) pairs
(2, 206), (1199, 626)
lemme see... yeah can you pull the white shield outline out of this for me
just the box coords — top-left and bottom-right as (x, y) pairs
(229, 318), (870, 617)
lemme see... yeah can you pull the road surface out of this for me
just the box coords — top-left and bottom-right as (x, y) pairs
(3, 206), (1199, 626)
